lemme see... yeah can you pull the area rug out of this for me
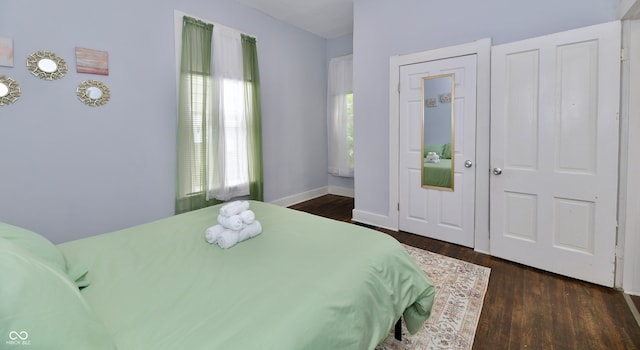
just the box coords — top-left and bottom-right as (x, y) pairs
(376, 244), (491, 350)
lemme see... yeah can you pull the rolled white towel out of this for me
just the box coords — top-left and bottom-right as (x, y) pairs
(239, 210), (255, 225)
(216, 230), (240, 249)
(218, 214), (245, 231)
(219, 200), (250, 217)
(204, 224), (225, 244)
(237, 221), (262, 242)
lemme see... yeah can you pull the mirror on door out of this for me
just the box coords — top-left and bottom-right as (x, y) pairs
(421, 73), (454, 191)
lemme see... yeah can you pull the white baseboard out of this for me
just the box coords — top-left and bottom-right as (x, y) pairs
(328, 185), (355, 197)
(474, 248), (491, 255)
(269, 187), (329, 207)
(626, 290), (640, 297)
(623, 293), (640, 329)
(352, 209), (397, 231)
(269, 186), (355, 208)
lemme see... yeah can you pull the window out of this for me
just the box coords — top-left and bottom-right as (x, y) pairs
(183, 75), (251, 196)
(217, 77), (249, 191)
(327, 54), (354, 177)
(346, 92), (354, 167)
(175, 13), (263, 214)
(187, 73), (208, 195)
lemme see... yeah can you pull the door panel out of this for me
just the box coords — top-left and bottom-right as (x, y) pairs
(490, 21), (621, 286)
(399, 55), (477, 247)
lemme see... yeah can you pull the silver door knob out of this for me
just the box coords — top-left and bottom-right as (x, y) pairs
(464, 160), (473, 168)
(493, 167), (503, 175)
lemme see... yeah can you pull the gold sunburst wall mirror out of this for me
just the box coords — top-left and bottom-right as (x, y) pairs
(0, 75), (21, 106)
(77, 80), (110, 106)
(26, 50), (68, 80)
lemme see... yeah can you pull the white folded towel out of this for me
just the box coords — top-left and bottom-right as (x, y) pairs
(204, 224), (226, 244)
(216, 221), (262, 249)
(216, 230), (240, 249)
(207, 202), (261, 249)
(426, 152), (440, 163)
(218, 214), (245, 231)
(237, 221), (262, 242)
(219, 200), (250, 217)
(239, 210), (255, 225)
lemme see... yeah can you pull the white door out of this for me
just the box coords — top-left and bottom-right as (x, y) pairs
(399, 55), (477, 247)
(490, 21), (621, 287)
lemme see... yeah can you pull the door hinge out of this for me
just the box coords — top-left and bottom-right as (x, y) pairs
(398, 82), (400, 93)
(397, 202), (400, 211)
(615, 244), (624, 259)
(621, 47), (627, 62)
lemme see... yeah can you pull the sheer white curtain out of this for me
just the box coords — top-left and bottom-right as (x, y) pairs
(207, 25), (250, 201)
(327, 54), (354, 177)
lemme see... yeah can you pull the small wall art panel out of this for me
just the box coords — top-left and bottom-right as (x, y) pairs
(76, 47), (109, 75)
(0, 37), (14, 67)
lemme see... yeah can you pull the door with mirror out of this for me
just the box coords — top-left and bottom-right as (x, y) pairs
(399, 54), (477, 247)
(421, 73), (455, 191)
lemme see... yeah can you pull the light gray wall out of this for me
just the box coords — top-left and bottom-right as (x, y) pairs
(0, 0), (328, 243)
(326, 33), (355, 192)
(352, 0), (620, 218)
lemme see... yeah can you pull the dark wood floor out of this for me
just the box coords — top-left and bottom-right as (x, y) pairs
(289, 195), (640, 350)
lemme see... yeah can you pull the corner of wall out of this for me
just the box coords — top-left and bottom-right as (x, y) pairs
(352, 209), (396, 232)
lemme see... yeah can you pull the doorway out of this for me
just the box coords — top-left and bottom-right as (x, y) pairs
(398, 55), (477, 247)
(389, 39), (492, 251)
(489, 21), (621, 287)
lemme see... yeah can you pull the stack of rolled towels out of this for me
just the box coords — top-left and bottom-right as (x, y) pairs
(205, 200), (262, 249)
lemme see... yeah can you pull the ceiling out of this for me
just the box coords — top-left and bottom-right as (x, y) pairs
(234, 0), (632, 39)
(234, 0), (354, 39)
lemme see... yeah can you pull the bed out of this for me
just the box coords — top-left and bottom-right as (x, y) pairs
(422, 143), (453, 188)
(423, 159), (452, 188)
(1, 200), (435, 350)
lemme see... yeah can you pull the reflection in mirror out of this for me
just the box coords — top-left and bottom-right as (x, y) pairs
(26, 50), (68, 80)
(77, 80), (110, 107)
(421, 73), (454, 191)
(37, 58), (58, 73)
(0, 75), (21, 106)
(86, 86), (103, 99)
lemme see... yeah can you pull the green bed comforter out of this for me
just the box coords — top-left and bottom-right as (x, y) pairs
(423, 159), (452, 188)
(58, 201), (435, 350)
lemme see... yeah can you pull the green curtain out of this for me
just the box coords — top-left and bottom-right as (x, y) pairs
(241, 35), (264, 201)
(175, 17), (219, 214)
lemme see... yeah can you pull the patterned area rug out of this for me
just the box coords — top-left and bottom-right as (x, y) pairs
(376, 244), (491, 350)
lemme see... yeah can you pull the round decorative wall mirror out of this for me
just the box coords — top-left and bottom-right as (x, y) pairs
(26, 50), (68, 80)
(37, 58), (58, 73)
(86, 86), (103, 99)
(77, 80), (111, 106)
(0, 75), (21, 106)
